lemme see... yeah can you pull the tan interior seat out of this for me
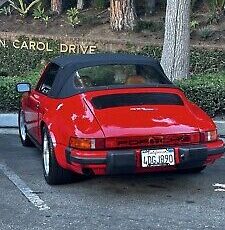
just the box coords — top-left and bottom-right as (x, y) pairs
(125, 75), (146, 85)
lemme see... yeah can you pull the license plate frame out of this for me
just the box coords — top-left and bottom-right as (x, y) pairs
(141, 148), (175, 167)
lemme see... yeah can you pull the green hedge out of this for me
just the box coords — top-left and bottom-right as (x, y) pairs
(138, 46), (225, 75)
(1, 36), (225, 115)
(176, 72), (225, 117)
(0, 70), (40, 112)
(1, 37), (225, 76)
(1, 68), (225, 116)
(0, 38), (59, 76)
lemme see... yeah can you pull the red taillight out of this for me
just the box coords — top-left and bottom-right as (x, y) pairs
(105, 137), (149, 149)
(190, 132), (201, 143)
(105, 133), (200, 149)
(69, 132), (203, 150)
(200, 130), (218, 143)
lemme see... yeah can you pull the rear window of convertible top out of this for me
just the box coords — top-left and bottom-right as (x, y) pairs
(74, 64), (167, 88)
(91, 93), (184, 109)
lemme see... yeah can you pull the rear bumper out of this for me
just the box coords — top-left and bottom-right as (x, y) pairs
(66, 149), (136, 174)
(65, 142), (225, 175)
(177, 145), (224, 169)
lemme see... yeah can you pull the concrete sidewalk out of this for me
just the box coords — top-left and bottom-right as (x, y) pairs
(0, 113), (225, 136)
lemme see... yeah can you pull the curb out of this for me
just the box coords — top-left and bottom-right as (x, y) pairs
(0, 114), (18, 128)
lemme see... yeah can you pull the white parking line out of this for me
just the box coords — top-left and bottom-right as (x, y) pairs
(0, 163), (50, 211)
(214, 188), (225, 192)
(213, 183), (225, 192)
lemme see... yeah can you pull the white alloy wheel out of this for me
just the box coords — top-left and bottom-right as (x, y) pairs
(18, 110), (33, 147)
(43, 132), (50, 176)
(19, 110), (26, 141)
(42, 126), (79, 185)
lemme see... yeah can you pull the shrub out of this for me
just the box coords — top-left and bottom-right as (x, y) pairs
(0, 5), (13, 16)
(1, 66), (225, 116)
(8, 0), (41, 17)
(66, 8), (80, 27)
(137, 45), (225, 75)
(0, 37), (59, 76)
(176, 72), (225, 116)
(33, 3), (51, 26)
(190, 48), (225, 74)
(1, 36), (225, 77)
(207, 0), (225, 21)
(0, 69), (40, 112)
(190, 20), (199, 30)
(197, 26), (214, 40)
(1, 37), (225, 114)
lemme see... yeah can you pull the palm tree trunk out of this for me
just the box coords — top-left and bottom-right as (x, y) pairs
(77, 0), (84, 10)
(161, 0), (191, 80)
(110, 0), (136, 31)
(51, 0), (62, 14)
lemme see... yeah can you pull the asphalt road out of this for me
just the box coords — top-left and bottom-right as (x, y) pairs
(0, 133), (225, 230)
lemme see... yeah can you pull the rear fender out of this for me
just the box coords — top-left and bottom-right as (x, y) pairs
(40, 118), (69, 169)
(40, 97), (105, 168)
(187, 101), (216, 131)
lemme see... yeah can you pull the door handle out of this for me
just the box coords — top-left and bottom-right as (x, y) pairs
(36, 104), (40, 109)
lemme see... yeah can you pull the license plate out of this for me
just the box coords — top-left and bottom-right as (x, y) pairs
(141, 148), (175, 167)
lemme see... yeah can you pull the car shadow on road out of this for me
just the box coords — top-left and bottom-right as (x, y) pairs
(65, 169), (215, 200)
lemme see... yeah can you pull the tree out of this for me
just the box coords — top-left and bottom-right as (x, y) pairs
(51, 0), (62, 14)
(77, 0), (84, 10)
(110, 0), (136, 31)
(161, 0), (191, 81)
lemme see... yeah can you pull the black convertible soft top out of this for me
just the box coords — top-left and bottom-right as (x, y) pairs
(47, 54), (173, 98)
(53, 54), (162, 69)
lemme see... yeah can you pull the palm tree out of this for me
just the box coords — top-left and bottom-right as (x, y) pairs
(51, 0), (62, 14)
(77, 0), (84, 10)
(110, 0), (136, 31)
(161, 0), (191, 80)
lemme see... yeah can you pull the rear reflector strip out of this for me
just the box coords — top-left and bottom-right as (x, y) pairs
(105, 133), (200, 149)
(69, 133), (201, 150)
(91, 93), (184, 109)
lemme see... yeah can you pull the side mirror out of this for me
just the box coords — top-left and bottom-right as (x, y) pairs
(16, 83), (31, 93)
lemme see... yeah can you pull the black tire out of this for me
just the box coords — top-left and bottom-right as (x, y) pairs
(178, 166), (206, 174)
(18, 109), (34, 147)
(42, 125), (76, 185)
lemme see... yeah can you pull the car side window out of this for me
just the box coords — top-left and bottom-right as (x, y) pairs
(37, 63), (60, 95)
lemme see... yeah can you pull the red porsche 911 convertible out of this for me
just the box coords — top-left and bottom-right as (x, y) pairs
(17, 54), (224, 185)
